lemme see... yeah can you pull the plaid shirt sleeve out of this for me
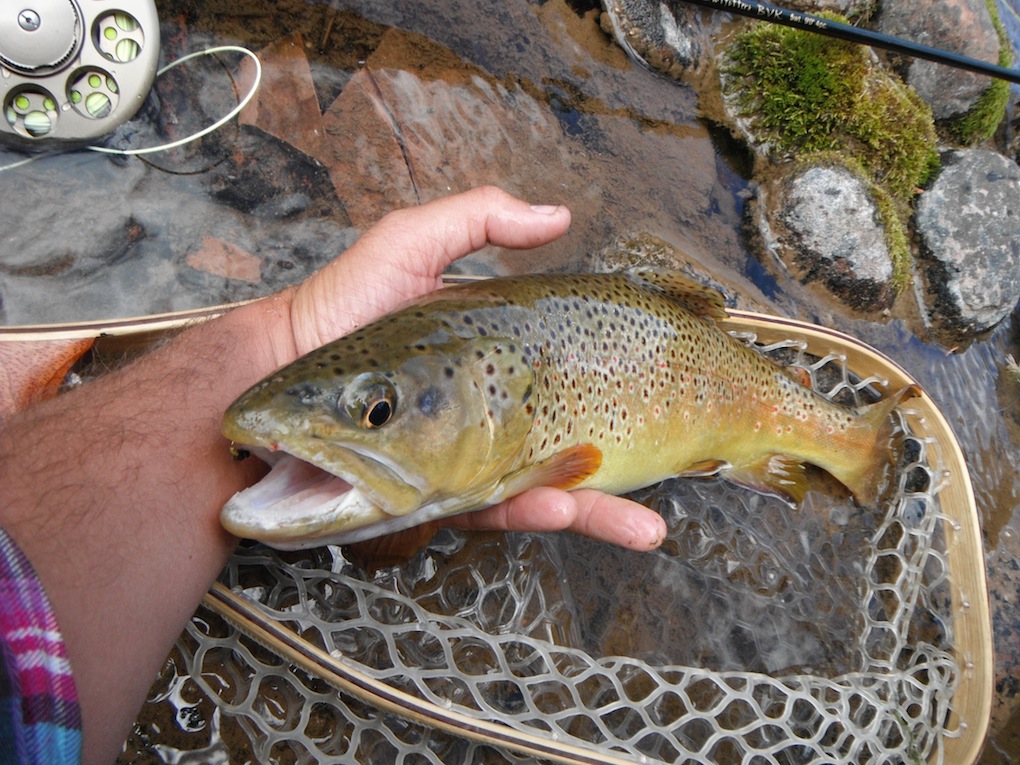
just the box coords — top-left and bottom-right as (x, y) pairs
(0, 525), (82, 764)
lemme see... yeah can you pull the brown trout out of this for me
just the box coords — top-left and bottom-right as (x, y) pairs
(221, 268), (917, 549)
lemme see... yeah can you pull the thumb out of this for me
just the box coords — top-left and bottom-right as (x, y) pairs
(289, 186), (571, 354)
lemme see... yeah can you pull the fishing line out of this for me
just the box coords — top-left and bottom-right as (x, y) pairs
(0, 45), (262, 172)
(87, 45), (262, 156)
(679, 0), (1020, 84)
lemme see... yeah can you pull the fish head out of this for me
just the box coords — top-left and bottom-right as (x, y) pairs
(221, 324), (536, 549)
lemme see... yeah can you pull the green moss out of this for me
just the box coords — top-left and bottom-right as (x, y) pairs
(948, 0), (1012, 144)
(725, 15), (939, 201)
(873, 173), (913, 294)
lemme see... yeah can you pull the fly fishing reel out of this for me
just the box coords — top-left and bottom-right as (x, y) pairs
(0, 0), (159, 146)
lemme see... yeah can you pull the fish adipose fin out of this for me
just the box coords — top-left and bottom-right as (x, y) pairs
(501, 444), (603, 496)
(726, 454), (810, 505)
(626, 267), (729, 320)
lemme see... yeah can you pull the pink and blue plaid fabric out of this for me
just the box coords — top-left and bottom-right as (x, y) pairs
(0, 526), (81, 764)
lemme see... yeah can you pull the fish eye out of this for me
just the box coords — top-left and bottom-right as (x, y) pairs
(365, 398), (393, 428)
(341, 374), (397, 430)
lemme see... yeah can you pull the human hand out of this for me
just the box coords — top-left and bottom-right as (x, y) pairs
(0, 187), (663, 765)
(254, 187), (666, 552)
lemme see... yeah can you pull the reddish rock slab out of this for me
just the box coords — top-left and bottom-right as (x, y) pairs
(238, 33), (326, 158)
(185, 237), (263, 284)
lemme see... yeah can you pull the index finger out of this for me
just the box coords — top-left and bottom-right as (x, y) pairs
(449, 487), (667, 552)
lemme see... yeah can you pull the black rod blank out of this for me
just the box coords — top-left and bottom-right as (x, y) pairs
(680, 0), (1020, 85)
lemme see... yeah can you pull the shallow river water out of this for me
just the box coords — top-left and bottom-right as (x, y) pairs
(1, 0), (1018, 762)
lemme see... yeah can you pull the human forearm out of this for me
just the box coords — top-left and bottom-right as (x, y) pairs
(0, 295), (289, 765)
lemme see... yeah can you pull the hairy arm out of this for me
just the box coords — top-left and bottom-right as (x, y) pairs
(0, 188), (665, 764)
(0, 298), (282, 765)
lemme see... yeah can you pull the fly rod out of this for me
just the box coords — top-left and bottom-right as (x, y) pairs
(679, 0), (1020, 85)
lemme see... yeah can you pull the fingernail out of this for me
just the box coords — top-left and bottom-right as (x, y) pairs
(529, 204), (562, 215)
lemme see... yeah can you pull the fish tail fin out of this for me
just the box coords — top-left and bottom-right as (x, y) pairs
(836, 384), (922, 506)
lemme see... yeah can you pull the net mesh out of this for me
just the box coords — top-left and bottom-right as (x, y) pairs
(126, 335), (971, 765)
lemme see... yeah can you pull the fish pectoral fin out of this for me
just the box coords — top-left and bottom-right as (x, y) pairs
(501, 444), (603, 496)
(626, 267), (729, 320)
(678, 459), (729, 478)
(725, 454), (809, 505)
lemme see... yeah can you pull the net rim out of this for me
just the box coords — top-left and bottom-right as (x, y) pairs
(199, 307), (992, 765)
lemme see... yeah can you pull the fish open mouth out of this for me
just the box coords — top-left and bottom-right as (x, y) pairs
(221, 447), (393, 550)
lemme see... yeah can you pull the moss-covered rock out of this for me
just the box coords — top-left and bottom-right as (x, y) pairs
(753, 155), (910, 311)
(947, 0), (1012, 144)
(876, 0), (1009, 143)
(723, 16), (939, 201)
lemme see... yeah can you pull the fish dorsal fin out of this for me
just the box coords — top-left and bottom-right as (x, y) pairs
(626, 267), (729, 321)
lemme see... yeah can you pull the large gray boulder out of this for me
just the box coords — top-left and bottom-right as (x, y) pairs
(775, 164), (896, 311)
(875, 0), (1002, 121)
(915, 149), (1020, 333)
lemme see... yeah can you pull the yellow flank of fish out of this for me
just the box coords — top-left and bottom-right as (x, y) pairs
(220, 268), (918, 549)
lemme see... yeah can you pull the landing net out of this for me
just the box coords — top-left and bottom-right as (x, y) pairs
(127, 313), (991, 765)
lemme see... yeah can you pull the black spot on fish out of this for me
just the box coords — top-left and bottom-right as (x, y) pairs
(417, 386), (445, 417)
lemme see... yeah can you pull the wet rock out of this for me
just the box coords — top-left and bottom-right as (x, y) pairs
(205, 125), (344, 220)
(322, 26), (565, 227)
(599, 0), (710, 78)
(766, 164), (896, 312)
(915, 149), (1020, 334)
(318, 25), (733, 276)
(238, 33), (326, 159)
(875, 0), (1002, 121)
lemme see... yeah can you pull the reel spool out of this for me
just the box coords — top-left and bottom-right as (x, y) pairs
(0, 0), (159, 146)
